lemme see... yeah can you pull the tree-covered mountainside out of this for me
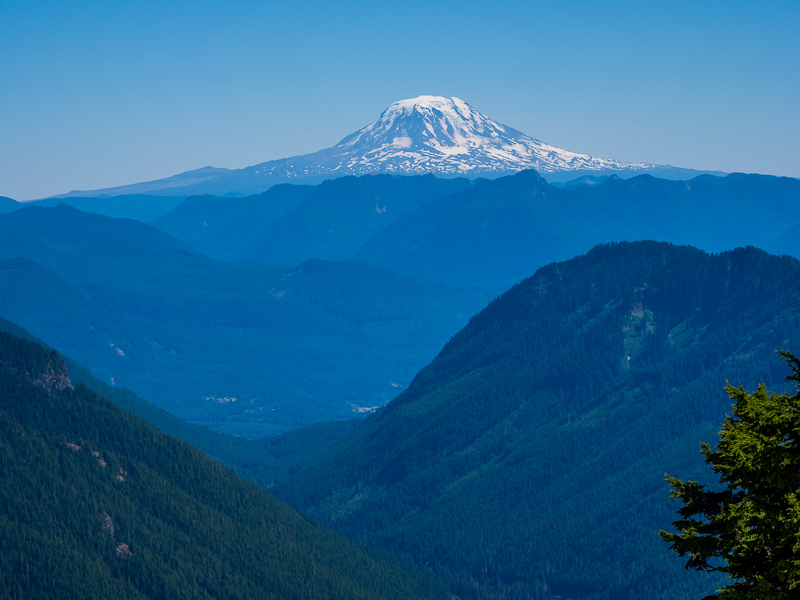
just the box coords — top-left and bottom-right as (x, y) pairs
(354, 170), (800, 288)
(277, 242), (800, 600)
(0, 205), (492, 436)
(0, 329), (448, 600)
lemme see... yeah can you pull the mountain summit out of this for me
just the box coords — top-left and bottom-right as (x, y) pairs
(322, 95), (654, 177)
(51, 96), (718, 198)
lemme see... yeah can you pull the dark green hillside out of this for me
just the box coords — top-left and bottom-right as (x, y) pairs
(0, 330), (448, 600)
(0, 206), (492, 435)
(236, 174), (472, 266)
(354, 170), (800, 288)
(278, 242), (800, 600)
(150, 184), (315, 260)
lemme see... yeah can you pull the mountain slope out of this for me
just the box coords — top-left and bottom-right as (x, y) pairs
(353, 169), (800, 288)
(353, 169), (606, 288)
(150, 184), (316, 260)
(28, 194), (188, 221)
(768, 220), (800, 259)
(0, 206), (492, 436)
(277, 242), (800, 600)
(50, 166), (233, 199)
(0, 196), (20, 213)
(0, 314), (359, 493)
(50, 96), (718, 198)
(0, 203), (197, 257)
(0, 330), (447, 600)
(236, 174), (472, 265)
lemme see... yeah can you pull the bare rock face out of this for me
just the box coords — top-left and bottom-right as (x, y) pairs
(34, 366), (72, 391)
(116, 543), (132, 559)
(103, 514), (115, 537)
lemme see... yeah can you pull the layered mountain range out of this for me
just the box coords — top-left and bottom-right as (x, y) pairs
(50, 96), (719, 199)
(152, 169), (800, 288)
(2, 171), (800, 439)
(0, 201), (492, 436)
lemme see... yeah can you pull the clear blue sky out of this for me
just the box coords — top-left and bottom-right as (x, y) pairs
(1, 0), (798, 200)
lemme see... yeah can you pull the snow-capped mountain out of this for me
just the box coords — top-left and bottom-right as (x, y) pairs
(51, 96), (714, 198)
(252, 95), (656, 178)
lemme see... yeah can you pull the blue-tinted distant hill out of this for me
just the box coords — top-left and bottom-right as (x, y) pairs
(235, 174), (473, 265)
(28, 193), (187, 221)
(0, 205), (492, 436)
(768, 220), (800, 259)
(353, 170), (800, 288)
(0, 196), (20, 213)
(150, 184), (315, 260)
(0, 203), (197, 257)
(278, 242), (800, 600)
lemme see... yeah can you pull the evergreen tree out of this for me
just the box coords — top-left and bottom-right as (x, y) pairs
(661, 350), (800, 599)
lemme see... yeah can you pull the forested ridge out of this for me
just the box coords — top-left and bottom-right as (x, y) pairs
(277, 242), (800, 600)
(0, 330), (448, 600)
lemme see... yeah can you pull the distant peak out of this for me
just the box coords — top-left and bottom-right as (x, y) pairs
(381, 95), (474, 120)
(387, 95), (468, 109)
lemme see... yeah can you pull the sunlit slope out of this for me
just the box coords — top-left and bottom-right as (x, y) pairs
(279, 242), (800, 600)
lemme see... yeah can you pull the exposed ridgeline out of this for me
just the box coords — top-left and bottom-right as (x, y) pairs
(0, 330), (448, 600)
(277, 242), (800, 600)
